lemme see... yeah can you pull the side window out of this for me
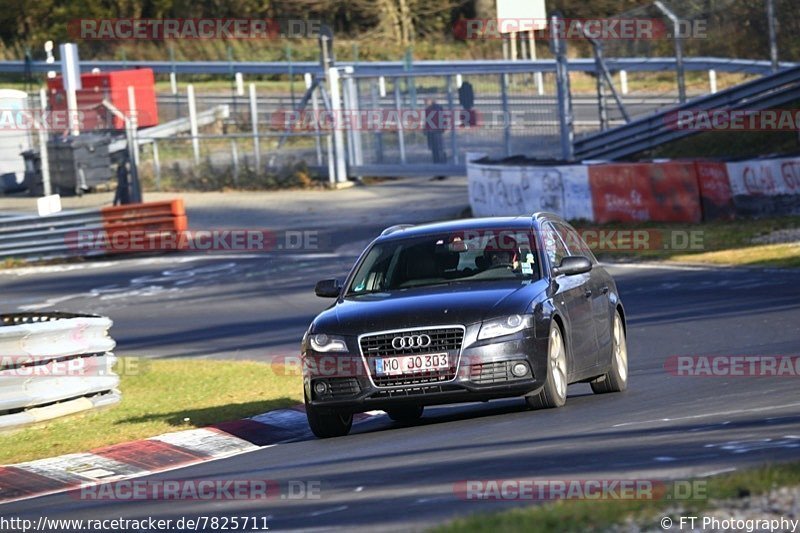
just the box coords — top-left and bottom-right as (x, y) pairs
(543, 222), (568, 268)
(555, 222), (597, 263)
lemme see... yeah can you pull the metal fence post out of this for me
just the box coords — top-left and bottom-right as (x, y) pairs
(654, 1), (686, 103)
(306, 73), (324, 167)
(152, 139), (161, 190)
(187, 84), (200, 165)
(393, 80), (407, 165)
(326, 67), (348, 183)
(500, 73), (511, 157)
(38, 87), (52, 197)
(551, 13), (575, 161)
(529, 31), (544, 95)
(369, 79), (383, 164)
(127, 86), (142, 202)
(230, 139), (239, 185)
(766, 0), (779, 72)
(249, 83), (260, 172)
(344, 68), (364, 170)
(169, 45), (180, 120)
(708, 69), (718, 93)
(596, 53), (609, 131)
(446, 75), (458, 164)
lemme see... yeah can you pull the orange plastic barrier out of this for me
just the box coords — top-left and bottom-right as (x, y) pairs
(99, 199), (187, 253)
(588, 162), (702, 223)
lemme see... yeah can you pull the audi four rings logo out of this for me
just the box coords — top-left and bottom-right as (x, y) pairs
(392, 334), (432, 349)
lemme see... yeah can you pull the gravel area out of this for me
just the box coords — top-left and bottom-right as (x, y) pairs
(751, 229), (800, 245)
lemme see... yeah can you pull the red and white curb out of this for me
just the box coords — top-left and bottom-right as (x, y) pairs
(0, 405), (383, 505)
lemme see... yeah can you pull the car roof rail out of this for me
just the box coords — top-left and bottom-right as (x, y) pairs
(380, 224), (415, 236)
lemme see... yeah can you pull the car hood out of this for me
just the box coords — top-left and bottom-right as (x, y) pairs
(312, 280), (548, 335)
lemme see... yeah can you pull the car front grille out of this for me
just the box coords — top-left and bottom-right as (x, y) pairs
(360, 327), (464, 387)
(470, 361), (531, 384)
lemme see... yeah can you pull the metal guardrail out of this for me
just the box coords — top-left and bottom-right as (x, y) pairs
(108, 104), (230, 153)
(0, 312), (118, 431)
(0, 207), (105, 260)
(1, 57), (795, 77)
(574, 65), (800, 160)
(0, 199), (187, 262)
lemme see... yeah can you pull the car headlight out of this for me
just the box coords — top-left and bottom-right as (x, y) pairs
(309, 334), (348, 352)
(478, 314), (534, 340)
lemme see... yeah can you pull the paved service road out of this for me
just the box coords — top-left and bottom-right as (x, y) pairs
(4, 262), (800, 531)
(0, 178), (470, 360)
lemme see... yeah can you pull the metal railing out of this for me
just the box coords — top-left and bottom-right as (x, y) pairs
(0, 199), (187, 262)
(1, 57), (793, 76)
(574, 64), (800, 160)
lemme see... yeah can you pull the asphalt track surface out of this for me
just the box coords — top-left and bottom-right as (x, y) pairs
(3, 252), (800, 531)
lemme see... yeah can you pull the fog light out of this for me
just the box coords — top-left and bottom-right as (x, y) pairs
(313, 381), (328, 396)
(511, 362), (528, 377)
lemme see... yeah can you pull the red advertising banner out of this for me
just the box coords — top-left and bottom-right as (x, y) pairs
(694, 161), (735, 221)
(588, 162), (702, 223)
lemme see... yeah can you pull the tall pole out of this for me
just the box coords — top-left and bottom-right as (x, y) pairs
(550, 12), (574, 161)
(766, 0), (779, 72)
(654, 1), (686, 103)
(38, 88), (52, 197)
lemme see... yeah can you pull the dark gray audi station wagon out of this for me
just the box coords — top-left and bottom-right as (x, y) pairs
(302, 212), (628, 437)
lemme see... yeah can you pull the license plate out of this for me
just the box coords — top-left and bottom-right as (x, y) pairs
(374, 353), (449, 377)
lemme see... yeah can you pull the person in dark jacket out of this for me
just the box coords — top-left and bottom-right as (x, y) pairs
(424, 98), (447, 164)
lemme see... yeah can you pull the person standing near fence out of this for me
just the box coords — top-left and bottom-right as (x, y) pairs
(424, 98), (446, 164)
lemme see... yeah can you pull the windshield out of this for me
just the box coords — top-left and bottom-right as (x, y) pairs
(346, 230), (539, 295)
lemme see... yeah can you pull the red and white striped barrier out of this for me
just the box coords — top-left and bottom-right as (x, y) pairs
(467, 155), (800, 222)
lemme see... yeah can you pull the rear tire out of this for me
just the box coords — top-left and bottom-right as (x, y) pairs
(591, 311), (628, 394)
(305, 401), (353, 438)
(387, 405), (424, 422)
(526, 322), (568, 409)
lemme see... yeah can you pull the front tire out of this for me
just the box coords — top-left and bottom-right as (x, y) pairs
(591, 311), (628, 394)
(387, 405), (424, 422)
(526, 322), (568, 409)
(305, 401), (353, 438)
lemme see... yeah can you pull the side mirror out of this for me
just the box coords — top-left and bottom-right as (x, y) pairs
(552, 256), (592, 277)
(315, 278), (341, 298)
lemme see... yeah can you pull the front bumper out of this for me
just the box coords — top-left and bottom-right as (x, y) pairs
(303, 330), (548, 413)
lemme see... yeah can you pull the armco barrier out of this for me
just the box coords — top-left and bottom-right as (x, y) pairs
(0, 313), (119, 431)
(725, 156), (800, 217)
(0, 199), (187, 261)
(588, 162), (702, 224)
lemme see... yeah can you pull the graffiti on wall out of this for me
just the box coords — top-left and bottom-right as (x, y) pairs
(468, 164), (592, 220)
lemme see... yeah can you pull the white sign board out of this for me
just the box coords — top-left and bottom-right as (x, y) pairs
(37, 194), (62, 216)
(468, 161), (594, 221)
(59, 43), (82, 92)
(496, 0), (547, 29)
